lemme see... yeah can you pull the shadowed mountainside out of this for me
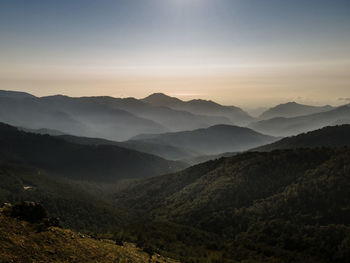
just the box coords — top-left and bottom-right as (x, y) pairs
(0, 122), (187, 182)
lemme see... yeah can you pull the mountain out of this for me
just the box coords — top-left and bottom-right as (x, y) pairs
(0, 203), (177, 263)
(0, 122), (186, 182)
(115, 148), (350, 263)
(259, 102), (334, 120)
(142, 93), (254, 125)
(132, 125), (277, 155)
(249, 105), (350, 137)
(253, 125), (350, 152)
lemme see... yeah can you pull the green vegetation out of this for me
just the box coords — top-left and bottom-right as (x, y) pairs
(115, 148), (350, 262)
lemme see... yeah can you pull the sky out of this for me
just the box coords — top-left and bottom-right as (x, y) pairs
(0, 0), (350, 109)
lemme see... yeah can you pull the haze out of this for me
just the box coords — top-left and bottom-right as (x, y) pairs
(1, 0), (350, 108)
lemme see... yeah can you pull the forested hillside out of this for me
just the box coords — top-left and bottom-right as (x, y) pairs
(115, 148), (350, 263)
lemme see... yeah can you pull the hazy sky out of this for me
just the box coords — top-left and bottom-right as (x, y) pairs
(1, 0), (350, 108)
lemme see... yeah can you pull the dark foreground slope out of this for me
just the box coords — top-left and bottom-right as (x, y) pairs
(254, 124), (350, 151)
(115, 148), (350, 263)
(0, 204), (178, 263)
(0, 122), (186, 182)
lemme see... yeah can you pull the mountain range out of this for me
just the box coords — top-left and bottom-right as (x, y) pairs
(0, 90), (252, 141)
(1, 90), (350, 142)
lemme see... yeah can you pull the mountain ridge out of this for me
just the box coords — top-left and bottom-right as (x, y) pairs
(142, 93), (254, 125)
(259, 101), (334, 120)
(249, 105), (350, 136)
(131, 124), (277, 155)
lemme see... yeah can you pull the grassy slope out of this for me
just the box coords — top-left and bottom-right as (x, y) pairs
(0, 207), (178, 263)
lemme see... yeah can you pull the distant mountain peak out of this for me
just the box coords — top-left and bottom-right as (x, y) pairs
(142, 93), (183, 106)
(259, 101), (334, 120)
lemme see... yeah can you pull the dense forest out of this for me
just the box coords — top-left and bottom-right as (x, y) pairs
(114, 148), (350, 262)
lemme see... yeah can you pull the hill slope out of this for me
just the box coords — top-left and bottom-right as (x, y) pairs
(0, 122), (186, 182)
(254, 125), (350, 151)
(132, 125), (277, 155)
(260, 102), (333, 119)
(249, 105), (350, 137)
